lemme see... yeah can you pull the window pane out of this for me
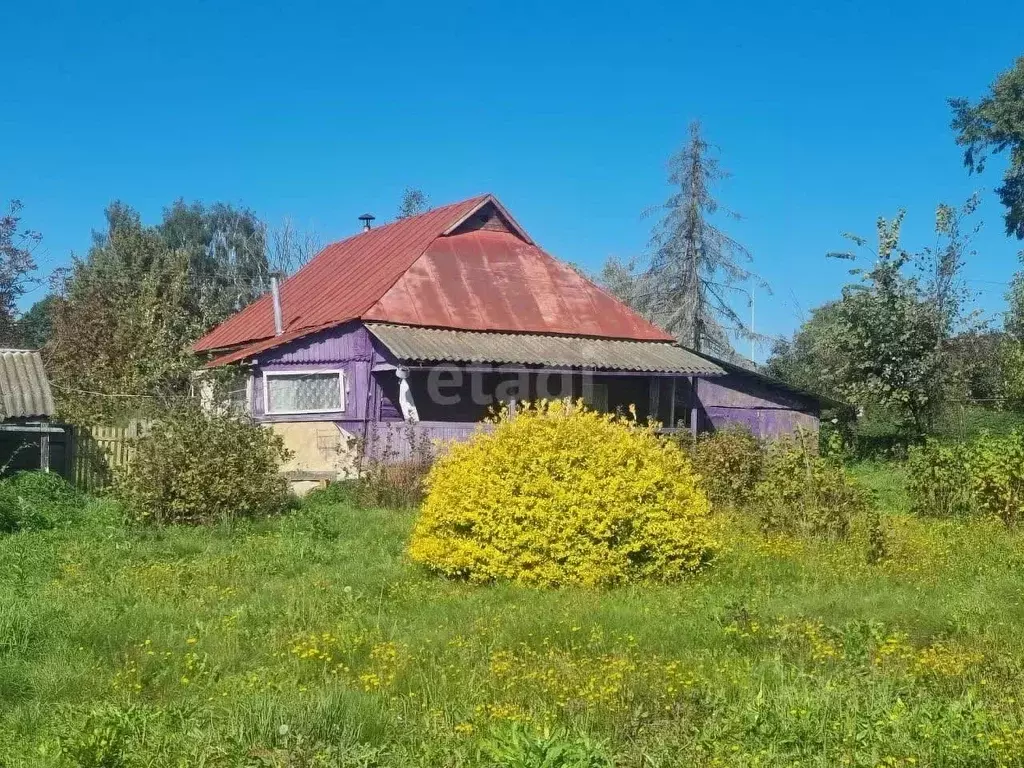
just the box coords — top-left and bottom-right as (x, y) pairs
(267, 373), (342, 413)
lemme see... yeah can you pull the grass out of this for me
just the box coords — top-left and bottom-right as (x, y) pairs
(3, 465), (1024, 766)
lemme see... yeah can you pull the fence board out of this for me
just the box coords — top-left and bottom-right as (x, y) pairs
(71, 421), (149, 492)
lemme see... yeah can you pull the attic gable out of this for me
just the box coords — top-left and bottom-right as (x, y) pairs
(446, 200), (527, 241)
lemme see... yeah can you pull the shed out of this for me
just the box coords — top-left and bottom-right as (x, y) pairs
(0, 349), (63, 474)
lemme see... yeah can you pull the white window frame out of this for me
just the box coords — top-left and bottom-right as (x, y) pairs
(263, 369), (347, 415)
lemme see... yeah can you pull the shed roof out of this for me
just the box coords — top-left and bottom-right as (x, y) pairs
(366, 324), (724, 375)
(0, 349), (55, 419)
(698, 351), (848, 410)
(197, 194), (674, 365)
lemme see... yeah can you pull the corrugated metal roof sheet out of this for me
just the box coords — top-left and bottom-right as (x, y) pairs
(0, 349), (55, 419)
(194, 194), (675, 357)
(364, 230), (674, 341)
(193, 195), (492, 352)
(366, 324), (724, 375)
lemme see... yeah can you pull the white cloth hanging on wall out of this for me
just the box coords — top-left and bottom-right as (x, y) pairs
(396, 367), (420, 423)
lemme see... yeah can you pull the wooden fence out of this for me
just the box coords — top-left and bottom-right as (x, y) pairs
(70, 421), (148, 492)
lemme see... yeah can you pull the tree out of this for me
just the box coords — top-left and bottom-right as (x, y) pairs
(828, 199), (978, 434)
(48, 209), (198, 422)
(951, 56), (1024, 239)
(16, 294), (58, 349)
(397, 188), (429, 219)
(606, 121), (762, 356)
(0, 200), (41, 344)
(950, 330), (1004, 402)
(763, 301), (845, 400)
(999, 252), (1024, 408)
(47, 200), (301, 422)
(157, 199), (269, 323)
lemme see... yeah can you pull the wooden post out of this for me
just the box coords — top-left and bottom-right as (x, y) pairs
(669, 378), (677, 429)
(690, 376), (699, 441)
(39, 428), (50, 473)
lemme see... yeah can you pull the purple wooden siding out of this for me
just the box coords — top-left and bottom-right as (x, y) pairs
(365, 421), (493, 462)
(251, 323), (376, 423)
(259, 322), (375, 366)
(697, 375), (820, 438)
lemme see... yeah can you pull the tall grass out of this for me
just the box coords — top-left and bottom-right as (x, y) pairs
(1, 464), (1024, 765)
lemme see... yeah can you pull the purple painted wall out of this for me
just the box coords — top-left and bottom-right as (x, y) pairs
(365, 420), (492, 462)
(250, 322), (377, 423)
(246, 321), (820, 442)
(697, 374), (820, 438)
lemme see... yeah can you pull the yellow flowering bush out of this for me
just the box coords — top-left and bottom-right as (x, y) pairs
(408, 400), (717, 587)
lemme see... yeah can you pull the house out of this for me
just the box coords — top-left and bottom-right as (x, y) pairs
(194, 195), (830, 489)
(0, 349), (66, 474)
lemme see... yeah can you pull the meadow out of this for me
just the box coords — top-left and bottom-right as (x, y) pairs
(3, 464), (1024, 767)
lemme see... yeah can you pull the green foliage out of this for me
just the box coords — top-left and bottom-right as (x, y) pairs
(764, 300), (845, 401)
(906, 440), (972, 518)
(47, 201), (270, 423)
(59, 706), (137, 768)
(948, 330), (1004, 402)
(964, 432), (1024, 527)
(1000, 257), (1024, 410)
(828, 198), (978, 435)
(354, 424), (435, 509)
(0, 200), (41, 344)
(865, 509), (888, 565)
(951, 55), (1024, 239)
(410, 401), (716, 587)
(302, 480), (359, 508)
(908, 432), (1024, 526)
(478, 724), (611, 768)
(752, 436), (870, 539)
(15, 294), (57, 349)
(0, 472), (83, 533)
(115, 405), (291, 525)
(6, 464), (1024, 765)
(688, 425), (763, 509)
(396, 188), (429, 219)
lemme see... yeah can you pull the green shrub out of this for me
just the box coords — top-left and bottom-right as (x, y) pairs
(906, 440), (973, 517)
(356, 423), (435, 508)
(964, 431), (1024, 526)
(752, 437), (869, 539)
(478, 723), (612, 768)
(688, 426), (764, 509)
(409, 401), (717, 588)
(907, 431), (1024, 526)
(115, 405), (292, 525)
(0, 472), (83, 533)
(302, 480), (359, 508)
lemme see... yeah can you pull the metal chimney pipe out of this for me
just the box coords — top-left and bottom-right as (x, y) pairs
(358, 213), (376, 232)
(270, 272), (284, 336)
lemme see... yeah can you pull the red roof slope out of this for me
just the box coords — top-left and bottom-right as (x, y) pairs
(194, 195), (490, 352)
(196, 194), (673, 362)
(364, 230), (672, 340)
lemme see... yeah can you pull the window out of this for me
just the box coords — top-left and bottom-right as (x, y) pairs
(192, 369), (251, 415)
(582, 379), (609, 412)
(264, 370), (345, 414)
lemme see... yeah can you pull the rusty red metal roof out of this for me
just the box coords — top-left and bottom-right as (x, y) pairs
(197, 194), (673, 363)
(364, 230), (672, 340)
(194, 195), (491, 352)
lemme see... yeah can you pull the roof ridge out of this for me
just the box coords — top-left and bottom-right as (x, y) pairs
(323, 193), (492, 250)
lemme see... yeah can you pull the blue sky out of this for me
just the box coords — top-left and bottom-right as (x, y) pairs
(3, 0), (1022, 359)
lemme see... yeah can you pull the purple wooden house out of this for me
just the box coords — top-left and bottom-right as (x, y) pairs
(194, 195), (830, 491)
